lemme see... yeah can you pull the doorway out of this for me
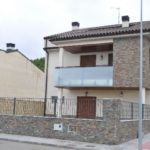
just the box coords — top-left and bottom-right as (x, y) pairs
(80, 55), (96, 67)
(77, 96), (96, 119)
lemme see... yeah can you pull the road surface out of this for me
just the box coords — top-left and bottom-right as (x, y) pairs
(0, 140), (74, 150)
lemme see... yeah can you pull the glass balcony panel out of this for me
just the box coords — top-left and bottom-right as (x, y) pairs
(54, 66), (113, 87)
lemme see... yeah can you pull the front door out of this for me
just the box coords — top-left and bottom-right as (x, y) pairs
(80, 55), (96, 67)
(77, 96), (96, 119)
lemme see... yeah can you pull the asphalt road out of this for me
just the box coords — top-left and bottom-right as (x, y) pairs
(0, 140), (74, 150)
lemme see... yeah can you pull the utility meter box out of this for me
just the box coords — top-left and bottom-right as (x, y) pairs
(53, 123), (63, 131)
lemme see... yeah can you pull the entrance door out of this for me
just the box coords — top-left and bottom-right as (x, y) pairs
(108, 53), (113, 66)
(80, 55), (96, 67)
(77, 96), (96, 119)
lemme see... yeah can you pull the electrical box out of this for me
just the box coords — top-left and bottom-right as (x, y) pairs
(53, 123), (63, 131)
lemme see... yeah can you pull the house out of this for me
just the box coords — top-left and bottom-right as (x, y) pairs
(43, 16), (150, 118)
(0, 43), (44, 98)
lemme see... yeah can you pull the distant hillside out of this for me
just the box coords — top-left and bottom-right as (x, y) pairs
(31, 57), (45, 71)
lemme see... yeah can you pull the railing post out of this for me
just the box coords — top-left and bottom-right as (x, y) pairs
(44, 98), (47, 116)
(51, 96), (58, 117)
(54, 98), (57, 117)
(142, 104), (144, 119)
(13, 97), (16, 115)
(131, 102), (134, 119)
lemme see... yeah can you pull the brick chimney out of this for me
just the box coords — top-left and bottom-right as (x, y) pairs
(122, 16), (130, 28)
(72, 22), (80, 30)
(6, 43), (15, 51)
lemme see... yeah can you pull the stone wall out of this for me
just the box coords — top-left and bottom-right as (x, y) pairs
(113, 36), (150, 88)
(118, 120), (150, 143)
(0, 115), (118, 144)
(0, 99), (150, 144)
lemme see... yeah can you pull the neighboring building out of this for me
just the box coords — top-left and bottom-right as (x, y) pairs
(44, 16), (150, 118)
(0, 43), (44, 98)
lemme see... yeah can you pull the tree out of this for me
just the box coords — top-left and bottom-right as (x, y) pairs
(31, 57), (45, 72)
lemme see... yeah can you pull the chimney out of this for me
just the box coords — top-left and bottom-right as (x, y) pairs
(72, 22), (80, 30)
(6, 43), (15, 51)
(122, 15), (130, 28)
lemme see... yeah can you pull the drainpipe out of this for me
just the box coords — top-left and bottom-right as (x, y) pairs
(44, 39), (49, 116)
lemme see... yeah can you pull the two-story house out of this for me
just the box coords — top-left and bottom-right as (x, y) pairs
(44, 16), (150, 118)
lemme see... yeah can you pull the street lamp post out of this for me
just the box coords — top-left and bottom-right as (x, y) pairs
(138, 0), (143, 149)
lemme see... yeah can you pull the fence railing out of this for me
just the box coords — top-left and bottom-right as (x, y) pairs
(0, 97), (44, 116)
(120, 101), (150, 120)
(1, 97), (150, 120)
(46, 98), (103, 119)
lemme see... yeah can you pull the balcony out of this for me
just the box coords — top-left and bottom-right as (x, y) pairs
(54, 66), (113, 88)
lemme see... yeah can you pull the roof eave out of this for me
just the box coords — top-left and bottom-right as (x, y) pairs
(47, 32), (150, 47)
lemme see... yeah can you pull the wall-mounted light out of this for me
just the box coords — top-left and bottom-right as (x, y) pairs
(100, 55), (103, 60)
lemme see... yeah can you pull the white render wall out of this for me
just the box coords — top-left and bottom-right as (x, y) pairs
(62, 89), (139, 101)
(0, 50), (44, 98)
(48, 88), (140, 102)
(46, 46), (150, 105)
(63, 50), (112, 67)
(47, 49), (143, 103)
(46, 49), (113, 98)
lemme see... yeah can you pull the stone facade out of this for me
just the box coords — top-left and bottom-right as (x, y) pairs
(113, 37), (139, 88)
(0, 99), (150, 144)
(113, 36), (150, 88)
(143, 38), (150, 88)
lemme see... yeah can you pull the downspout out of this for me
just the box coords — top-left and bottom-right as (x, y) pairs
(44, 39), (49, 116)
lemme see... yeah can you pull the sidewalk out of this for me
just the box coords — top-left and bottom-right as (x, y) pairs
(0, 133), (150, 150)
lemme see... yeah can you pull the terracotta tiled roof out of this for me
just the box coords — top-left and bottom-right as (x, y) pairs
(44, 21), (150, 41)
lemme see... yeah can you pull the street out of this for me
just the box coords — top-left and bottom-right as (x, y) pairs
(0, 133), (150, 150)
(0, 140), (74, 150)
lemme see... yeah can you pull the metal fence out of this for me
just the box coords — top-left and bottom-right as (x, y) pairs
(3, 97), (150, 120)
(0, 97), (44, 116)
(46, 98), (103, 119)
(0, 97), (103, 118)
(120, 101), (150, 120)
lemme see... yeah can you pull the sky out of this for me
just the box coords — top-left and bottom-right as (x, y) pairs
(0, 0), (150, 59)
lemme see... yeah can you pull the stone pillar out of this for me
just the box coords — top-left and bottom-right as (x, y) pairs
(57, 48), (64, 118)
(103, 99), (121, 122)
(103, 99), (121, 144)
